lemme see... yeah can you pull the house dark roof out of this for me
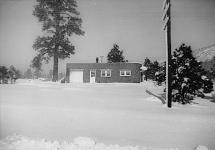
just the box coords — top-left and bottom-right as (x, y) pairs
(66, 63), (142, 69)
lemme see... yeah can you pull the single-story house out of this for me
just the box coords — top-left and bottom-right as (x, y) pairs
(66, 63), (142, 83)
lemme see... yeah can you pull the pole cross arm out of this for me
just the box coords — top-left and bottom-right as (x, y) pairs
(162, 0), (167, 10)
(162, 2), (170, 21)
(163, 16), (169, 30)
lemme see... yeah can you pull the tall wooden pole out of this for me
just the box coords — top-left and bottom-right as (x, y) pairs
(163, 0), (172, 108)
(166, 0), (172, 108)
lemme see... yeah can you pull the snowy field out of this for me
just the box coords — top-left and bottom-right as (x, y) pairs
(0, 79), (215, 150)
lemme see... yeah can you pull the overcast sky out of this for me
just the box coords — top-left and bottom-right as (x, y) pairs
(0, 0), (215, 73)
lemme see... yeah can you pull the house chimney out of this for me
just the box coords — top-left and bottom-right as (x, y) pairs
(96, 57), (99, 63)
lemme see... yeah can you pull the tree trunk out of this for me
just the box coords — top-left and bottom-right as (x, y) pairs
(52, 52), (58, 82)
(52, 11), (60, 82)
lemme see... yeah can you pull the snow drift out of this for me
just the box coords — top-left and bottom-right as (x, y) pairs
(0, 134), (183, 150)
(0, 135), (209, 150)
(0, 80), (214, 150)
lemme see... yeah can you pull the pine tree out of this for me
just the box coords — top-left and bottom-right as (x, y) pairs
(24, 68), (33, 79)
(8, 66), (16, 79)
(48, 69), (53, 80)
(155, 62), (166, 85)
(143, 57), (151, 66)
(8, 66), (21, 83)
(211, 56), (215, 79)
(155, 44), (214, 104)
(0, 66), (9, 84)
(31, 54), (43, 79)
(143, 58), (160, 81)
(33, 0), (84, 81)
(107, 44), (125, 63)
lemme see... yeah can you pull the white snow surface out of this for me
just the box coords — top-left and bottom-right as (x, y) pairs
(0, 134), (181, 150)
(0, 79), (215, 150)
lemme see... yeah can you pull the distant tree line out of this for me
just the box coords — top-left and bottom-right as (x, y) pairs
(22, 67), (65, 81)
(0, 65), (21, 84)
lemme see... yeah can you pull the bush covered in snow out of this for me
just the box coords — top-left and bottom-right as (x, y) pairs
(155, 44), (214, 104)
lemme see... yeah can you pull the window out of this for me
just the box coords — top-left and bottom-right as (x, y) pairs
(90, 70), (96, 77)
(120, 70), (131, 76)
(101, 69), (111, 77)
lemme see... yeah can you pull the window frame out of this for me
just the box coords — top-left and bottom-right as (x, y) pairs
(120, 70), (131, 76)
(101, 69), (111, 77)
(90, 70), (96, 78)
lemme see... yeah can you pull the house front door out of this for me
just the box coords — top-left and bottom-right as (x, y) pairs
(90, 70), (96, 83)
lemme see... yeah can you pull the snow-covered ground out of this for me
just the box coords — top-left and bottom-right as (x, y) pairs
(0, 79), (215, 150)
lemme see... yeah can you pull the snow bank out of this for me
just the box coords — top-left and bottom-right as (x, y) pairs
(0, 135), (183, 150)
(194, 145), (208, 150)
(1, 80), (214, 150)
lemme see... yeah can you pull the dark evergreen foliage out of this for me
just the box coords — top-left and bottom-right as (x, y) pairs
(31, 54), (43, 79)
(155, 62), (166, 85)
(211, 56), (215, 79)
(107, 44), (126, 63)
(0, 66), (21, 83)
(33, 0), (84, 81)
(8, 66), (21, 83)
(24, 68), (33, 79)
(155, 44), (214, 104)
(0, 66), (9, 84)
(143, 58), (160, 81)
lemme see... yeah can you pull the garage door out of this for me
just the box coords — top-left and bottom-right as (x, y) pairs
(69, 70), (83, 83)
